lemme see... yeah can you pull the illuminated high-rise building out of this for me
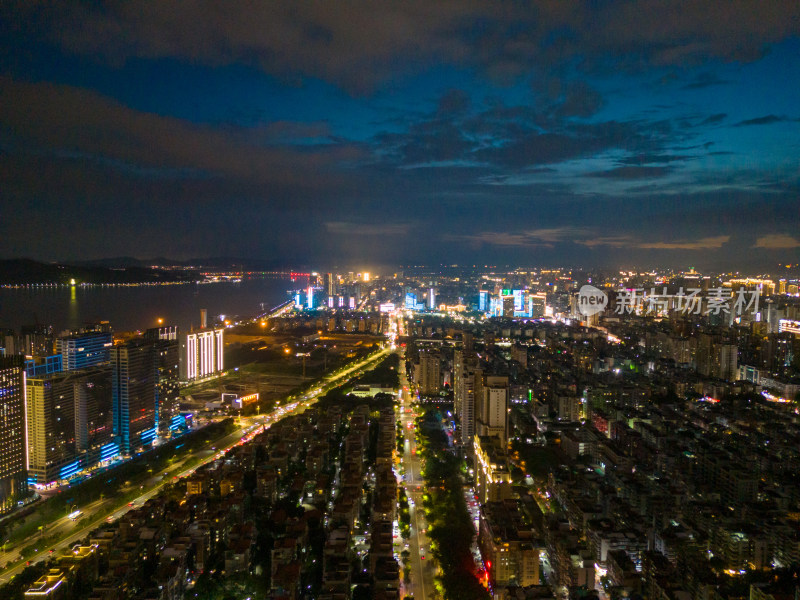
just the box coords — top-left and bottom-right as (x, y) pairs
(477, 375), (508, 445)
(57, 331), (112, 370)
(26, 367), (115, 487)
(74, 368), (115, 460)
(179, 323), (224, 382)
(145, 328), (180, 435)
(474, 435), (512, 505)
(459, 371), (476, 447)
(463, 331), (474, 353)
(113, 340), (159, 454)
(529, 293), (547, 318)
(513, 289), (525, 313)
(478, 375), (509, 444)
(0, 356), (28, 514)
(1, 328), (20, 356)
(20, 324), (55, 358)
(27, 374), (77, 485)
(325, 272), (337, 297)
(478, 290), (490, 312)
(418, 351), (440, 395)
(453, 349), (464, 417)
(502, 295), (515, 317)
(455, 355), (481, 449)
(428, 287), (436, 310)
(405, 292), (416, 310)
(490, 296), (502, 317)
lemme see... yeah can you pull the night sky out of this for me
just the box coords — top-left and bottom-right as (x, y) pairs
(1, 2), (799, 269)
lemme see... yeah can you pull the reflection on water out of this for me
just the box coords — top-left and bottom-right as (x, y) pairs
(68, 284), (78, 329)
(0, 279), (297, 332)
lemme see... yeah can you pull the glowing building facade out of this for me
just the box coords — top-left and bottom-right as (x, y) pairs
(0, 356), (27, 513)
(113, 340), (159, 454)
(26, 368), (115, 486)
(180, 327), (224, 381)
(57, 331), (112, 371)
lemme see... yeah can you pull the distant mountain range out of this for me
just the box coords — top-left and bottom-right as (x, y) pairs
(72, 256), (189, 268)
(0, 258), (201, 285)
(0, 257), (309, 284)
(73, 256), (301, 270)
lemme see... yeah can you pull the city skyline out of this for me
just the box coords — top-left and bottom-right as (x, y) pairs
(2, 263), (800, 597)
(1, 2), (799, 268)
(3, 6), (800, 594)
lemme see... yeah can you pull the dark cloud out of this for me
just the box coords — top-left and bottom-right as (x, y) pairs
(0, 77), (362, 200)
(618, 153), (694, 165)
(681, 72), (731, 90)
(437, 89), (471, 115)
(638, 235), (730, 250)
(586, 166), (673, 179)
(0, 3), (798, 268)
(475, 132), (593, 168)
(535, 79), (604, 119)
(375, 122), (473, 166)
(699, 113), (727, 125)
(258, 121), (332, 142)
(325, 221), (410, 236)
(371, 89), (700, 182)
(444, 227), (590, 248)
(556, 83), (604, 118)
(735, 114), (799, 126)
(5, 1), (799, 92)
(484, 117), (659, 170)
(753, 234), (800, 249)
(576, 237), (632, 248)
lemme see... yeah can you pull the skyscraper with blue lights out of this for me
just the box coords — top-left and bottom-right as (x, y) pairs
(112, 339), (159, 455)
(58, 331), (113, 370)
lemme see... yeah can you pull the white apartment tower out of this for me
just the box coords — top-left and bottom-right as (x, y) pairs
(180, 310), (224, 381)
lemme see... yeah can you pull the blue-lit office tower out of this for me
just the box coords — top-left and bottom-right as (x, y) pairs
(26, 367), (115, 485)
(74, 368), (115, 459)
(112, 339), (159, 455)
(58, 331), (113, 370)
(25, 354), (63, 377)
(144, 327), (180, 435)
(0, 356), (27, 514)
(479, 291), (490, 312)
